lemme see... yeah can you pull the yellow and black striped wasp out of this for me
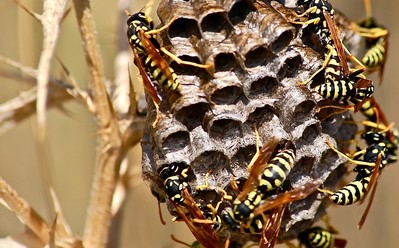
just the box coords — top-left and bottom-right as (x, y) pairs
(297, 226), (347, 248)
(294, 1), (374, 112)
(159, 162), (192, 205)
(322, 95), (397, 229)
(285, 215), (347, 248)
(126, 11), (212, 106)
(225, 137), (296, 225)
(324, 131), (388, 229)
(350, 0), (389, 84)
(360, 96), (398, 164)
(294, 0), (336, 47)
(221, 134), (321, 246)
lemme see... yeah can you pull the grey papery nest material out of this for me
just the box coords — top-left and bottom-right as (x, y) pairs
(141, 0), (360, 246)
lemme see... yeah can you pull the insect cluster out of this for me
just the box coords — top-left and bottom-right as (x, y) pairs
(127, 0), (396, 247)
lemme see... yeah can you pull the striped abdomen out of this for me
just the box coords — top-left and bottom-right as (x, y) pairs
(360, 99), (377, 122)
(330, 173), (370, 205)
(258, 149), (295, 192)
(299, 227), (334, 248)
(315, 79), (373, 105)
(297, 0), (335, 47)
(362, 38), (386, 68)
(324, 46), (344, 83)
(142, 53), (180, 91)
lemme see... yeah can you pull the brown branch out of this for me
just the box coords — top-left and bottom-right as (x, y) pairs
(36, 0), (68, 138)
(0, 177), (49, 244)
(72, 1), (124, 248)
(0, 86), (73, 135)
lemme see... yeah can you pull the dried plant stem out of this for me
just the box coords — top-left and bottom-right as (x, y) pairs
(72, 1), (124, 248)
(36, 0), (68, 138)
(0, 177), (49, 245)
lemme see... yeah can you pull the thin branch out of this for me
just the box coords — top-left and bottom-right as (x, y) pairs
(36, 0), (68, 138)
(0, 86), (72, 135)
(72, 1), (123, 247)
(0, 177), (50, 244)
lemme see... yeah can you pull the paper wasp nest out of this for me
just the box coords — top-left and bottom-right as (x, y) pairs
(141, 0), (360, 245)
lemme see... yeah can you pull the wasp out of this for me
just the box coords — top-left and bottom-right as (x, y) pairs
(222, 133), (320, 235)
(360, 97), (398, 155)
(126, 12), (212, 104)
(350, 0), (389, 84)
(325, 136), (388, 229)
(229, 144), (296, 223)
(296, 9), (373, 112)
(285, 215), (347, 248)
(222, 180), (322, 234)
(295, 0), (335, 47)
(126, 12), (181, 100)
(297, 226), (347, 248)
(159, 162), (192, 205)
(327, 166), (372, 206)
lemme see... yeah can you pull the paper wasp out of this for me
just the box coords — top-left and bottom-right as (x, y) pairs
(297, 226), (347, 248)
(219, 133), (321, 246)
(285, 215), (347, 248)
(228, 138), (296, 224)
(324, 137), (387, 229)
(350, 0), (389, 84)
(159, 162), (192, 205)
(294, 2), (374, 112)
(360, 97), (398, 163)
(126, 11), (212, 105)
(222, 133), (295, 224)
(295, 0), (335, 47)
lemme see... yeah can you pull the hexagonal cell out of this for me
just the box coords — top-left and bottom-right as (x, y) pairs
(214, 52), (240, 71)
(276, 86), (316, 129)
(271, 30), (294, 53)
(232, 144), (257, 168)
(228, 0), (253, 25)
(209, 118), (243, 140)
(246, 76), (279, 99)
(244, 46), (274, 68)
(296, 124), (321, 146)
(151, 113), (189, 151)
(312, 148), (344, 179)
(203, 70), (243, 104)
(160, 130), (190, 154)
(201, 12), (232, 34)
(168, 17), (201, 38)
(289, 156), (315, 181)
(210, 85), (242, 105)
(190, 150), (230, 174)
(277, 54), (303, 79)
(246, 105), (276, 126)
(175, 102), (209, 131)
(292, 100), (317, 124)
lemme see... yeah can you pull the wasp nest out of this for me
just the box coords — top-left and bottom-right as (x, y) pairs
(141, 0), (359, 246)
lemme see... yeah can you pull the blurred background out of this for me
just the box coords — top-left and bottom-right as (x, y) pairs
(0, 0), (397, 247)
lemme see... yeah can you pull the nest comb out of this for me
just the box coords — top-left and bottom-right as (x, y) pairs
(141, 0), (360, 245)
